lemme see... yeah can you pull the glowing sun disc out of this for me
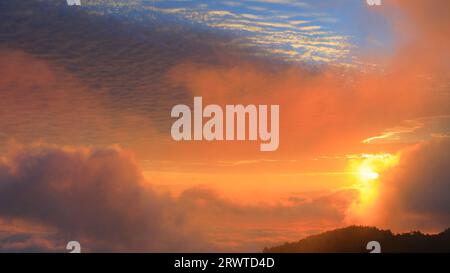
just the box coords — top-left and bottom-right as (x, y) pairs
(358, 166), (379, 181)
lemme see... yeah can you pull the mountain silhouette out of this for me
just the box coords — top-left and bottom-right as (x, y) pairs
(263, 226), (450, 253)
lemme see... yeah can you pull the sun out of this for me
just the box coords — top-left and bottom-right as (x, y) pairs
(350, 153), (398, 184)
(358, 165), (379, 182)
(347, 153), (399, 217)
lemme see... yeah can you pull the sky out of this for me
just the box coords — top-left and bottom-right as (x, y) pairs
(0, 0), (449, 252)
(82, 0), (395, 65)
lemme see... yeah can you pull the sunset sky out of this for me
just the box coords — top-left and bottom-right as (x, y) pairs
(0, 0), (449, 252)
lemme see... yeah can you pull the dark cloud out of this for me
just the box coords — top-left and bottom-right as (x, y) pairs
(372, 137), (450, 231)
(0, 227), (60, 253)
(0, 144), (210, 252)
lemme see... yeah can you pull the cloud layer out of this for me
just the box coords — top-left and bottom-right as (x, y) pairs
(0, 144), (209, 252)
(0, 143), (357, 252)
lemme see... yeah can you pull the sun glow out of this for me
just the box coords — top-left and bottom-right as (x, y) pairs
(351, 153), (398, 183)
(347, 153), (399, 218)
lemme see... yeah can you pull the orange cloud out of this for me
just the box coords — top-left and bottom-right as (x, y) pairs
(167, 53), (444, 159)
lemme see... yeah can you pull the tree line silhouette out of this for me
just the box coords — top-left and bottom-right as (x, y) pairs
(263, 226), (450, 253)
